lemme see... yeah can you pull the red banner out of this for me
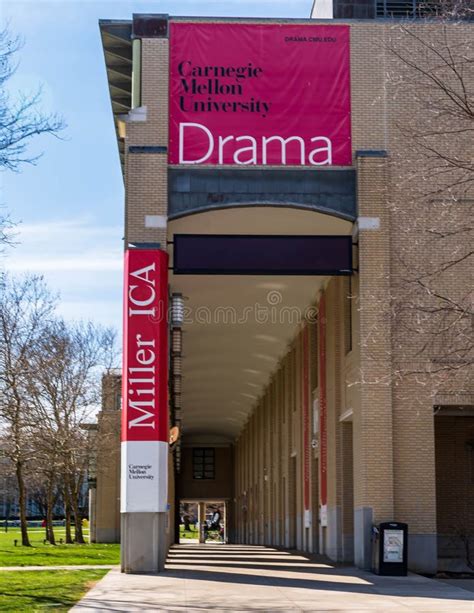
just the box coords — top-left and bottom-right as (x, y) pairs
(122, 249), (168, 443)
(318, 295), (327, 507)
(169, 23), (351, 167)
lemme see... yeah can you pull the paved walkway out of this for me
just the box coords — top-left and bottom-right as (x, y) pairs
(71, 544), (474, 612)
(437, 578), (474, 595)
(0, 564), (115, 571)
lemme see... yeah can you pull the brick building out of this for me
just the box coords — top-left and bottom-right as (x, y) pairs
(95, 4), (473, 574)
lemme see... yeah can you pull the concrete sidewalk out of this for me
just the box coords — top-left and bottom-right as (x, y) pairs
(71, 544), (474, 612)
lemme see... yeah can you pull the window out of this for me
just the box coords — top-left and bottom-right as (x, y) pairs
(193, 448), (215, 480)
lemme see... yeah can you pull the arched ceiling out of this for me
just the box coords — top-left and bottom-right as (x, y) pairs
(168, 206), (353, 440)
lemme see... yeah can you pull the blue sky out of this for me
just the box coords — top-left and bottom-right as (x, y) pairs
(2, 0), (312, 332)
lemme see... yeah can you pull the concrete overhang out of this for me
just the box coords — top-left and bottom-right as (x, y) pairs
(99, 20), (132, 175)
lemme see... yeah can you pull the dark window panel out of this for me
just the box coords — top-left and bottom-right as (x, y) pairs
(173, 234), (352, 276)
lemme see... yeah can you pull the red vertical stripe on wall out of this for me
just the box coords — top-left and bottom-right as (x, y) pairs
(303, 326), (310, 511)
(319, 295), (328, 507)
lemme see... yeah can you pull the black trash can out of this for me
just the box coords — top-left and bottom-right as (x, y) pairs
(372, 522), (408, 576)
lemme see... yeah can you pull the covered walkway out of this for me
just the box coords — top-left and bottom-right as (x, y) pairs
(72, 545), (474, 611)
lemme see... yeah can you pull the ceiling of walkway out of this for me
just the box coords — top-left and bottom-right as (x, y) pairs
(168, 207), (353, 440)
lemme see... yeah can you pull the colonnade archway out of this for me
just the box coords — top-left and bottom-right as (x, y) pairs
(167, 205), (356, 562)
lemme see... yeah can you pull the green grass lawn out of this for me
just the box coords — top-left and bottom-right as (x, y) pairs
(179, 526), (198, 539)
(0, 569), (107, 612)
(0, 528), (120, 567)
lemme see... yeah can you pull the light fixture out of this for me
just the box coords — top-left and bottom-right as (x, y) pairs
(171, 293), (184, 327)
(173, 375), (182, 394)
(172, 328), (182, 353)
(172, 355), (182, 375)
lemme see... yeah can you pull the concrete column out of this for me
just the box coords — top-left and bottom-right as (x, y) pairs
(294, 336), (303, 551)
(224, 500), (228, 543)
(121, 513), (167, 573)
(392, 379), (437, 573)
(121, 32), (170, 573)
(89, 487), (97, 543)
(353, 152), (394, 570)
(198, 502), (206, 543)
(325, 280), (344, 562)
(340, 422), (355, 562)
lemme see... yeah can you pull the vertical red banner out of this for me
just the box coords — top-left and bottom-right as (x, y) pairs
(122, 249), (168, 442)
(302, 327), (310, 513)
(121, 249), (169, 513)
(318, 295), (327, 510)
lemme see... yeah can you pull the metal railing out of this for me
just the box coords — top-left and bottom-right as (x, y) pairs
(375, 0), (441, 17)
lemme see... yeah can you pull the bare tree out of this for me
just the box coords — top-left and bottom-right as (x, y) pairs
(0, 445), (17, 532)
(0, 274), (56, 546)
(0, 26), (65, 250)
(25, 471), (60, 542)
(0, 27), (65, 171)
(26, 429), (61, 545)
(421, 0), (474, 20)
(385, 6), (473, 397)
(0, 209), (16, 253)
(376, 5), (474, 571)
(26, 319), (116, 544)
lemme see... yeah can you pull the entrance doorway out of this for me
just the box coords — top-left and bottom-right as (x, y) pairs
(179, 501), (199, 543)
(179, 500), (227, 544)
(435, 409), (474, 571)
